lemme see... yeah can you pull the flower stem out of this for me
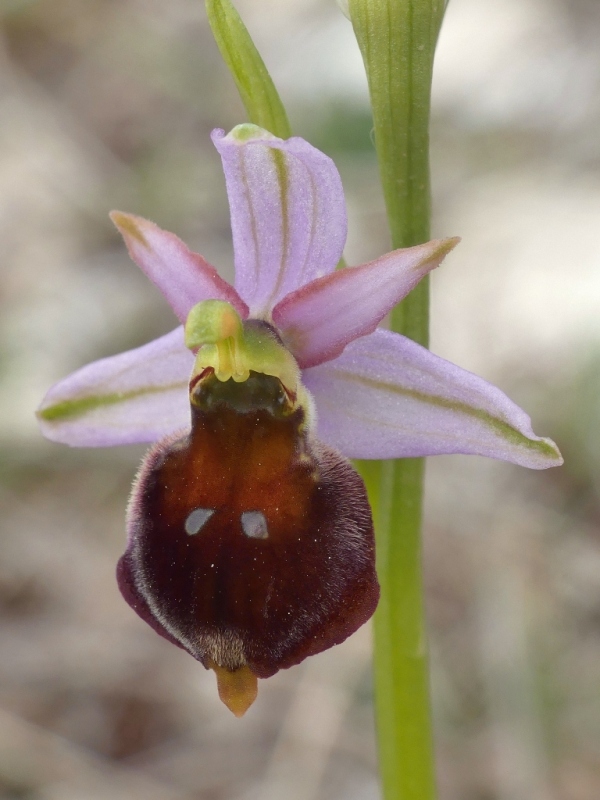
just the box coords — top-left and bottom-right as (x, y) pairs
(349, 1), (445, 798)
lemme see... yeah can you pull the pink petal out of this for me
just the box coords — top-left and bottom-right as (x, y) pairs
(273, 238), (459, 368)
(212, 125), (347, 316)
(37, 327), (193, 447)
(303, 330), (563, 469)
(110, 212), (248, 322)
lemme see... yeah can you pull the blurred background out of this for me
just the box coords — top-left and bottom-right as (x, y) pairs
(1, 0), (599, 797)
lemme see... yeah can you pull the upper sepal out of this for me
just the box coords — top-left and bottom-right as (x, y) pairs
(212, 125), (347, 316)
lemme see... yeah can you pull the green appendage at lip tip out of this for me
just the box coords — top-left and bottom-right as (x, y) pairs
(37, 382), (187, 422)
(333, 371), (562, 463)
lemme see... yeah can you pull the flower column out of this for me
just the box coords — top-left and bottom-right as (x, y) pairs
(349, 1), (446, 799)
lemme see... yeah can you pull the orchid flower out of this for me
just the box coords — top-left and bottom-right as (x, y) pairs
(37, 124), (562, 716)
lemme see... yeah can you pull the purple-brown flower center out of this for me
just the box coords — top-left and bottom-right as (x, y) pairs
(119, 352), (379, 715)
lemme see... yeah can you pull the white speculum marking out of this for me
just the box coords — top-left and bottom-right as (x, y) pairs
(185, 508), (214, 535)
(241, 511), (269, 539)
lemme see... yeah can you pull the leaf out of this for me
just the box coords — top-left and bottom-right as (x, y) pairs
(206, 0), (291, 139)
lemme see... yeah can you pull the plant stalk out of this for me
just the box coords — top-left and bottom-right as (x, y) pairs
(349, 1), (446, 798)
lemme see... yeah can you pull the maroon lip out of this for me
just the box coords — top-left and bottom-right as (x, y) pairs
(120, 372), (379, 682)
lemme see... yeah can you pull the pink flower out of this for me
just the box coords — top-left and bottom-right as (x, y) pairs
(37, 124), (561, 715)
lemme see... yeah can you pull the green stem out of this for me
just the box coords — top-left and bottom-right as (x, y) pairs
(375, 457), (432, 800)
(349, 2), (445, 799)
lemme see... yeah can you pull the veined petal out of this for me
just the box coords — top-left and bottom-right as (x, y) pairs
(110, 212), (248, 322)
(212, 125), (347, 316)
(303, 330), (563, 469)
(273, 238), (459, 368)
(37, 327), (194, 447)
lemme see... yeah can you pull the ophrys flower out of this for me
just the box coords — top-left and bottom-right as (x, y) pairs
(37, 124), (562, 715)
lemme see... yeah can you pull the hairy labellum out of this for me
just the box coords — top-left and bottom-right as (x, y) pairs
(119, 368), (379, 715)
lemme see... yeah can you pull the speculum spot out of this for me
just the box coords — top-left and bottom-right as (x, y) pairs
(241, 511), (269, 539)
(185, 508), (215, 536)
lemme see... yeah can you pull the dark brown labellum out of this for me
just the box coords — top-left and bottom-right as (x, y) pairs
(118, 369), (379, 704)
